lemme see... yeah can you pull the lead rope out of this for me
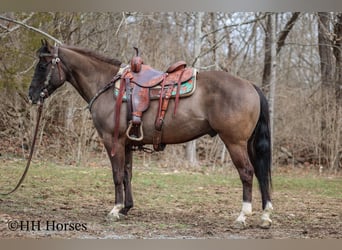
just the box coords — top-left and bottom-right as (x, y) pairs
(0, 99), (44, 196)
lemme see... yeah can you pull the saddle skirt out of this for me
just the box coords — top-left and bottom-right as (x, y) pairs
(114, 68), (197, 100)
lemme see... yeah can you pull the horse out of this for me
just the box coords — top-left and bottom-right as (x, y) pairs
(28, 39), (273, 229)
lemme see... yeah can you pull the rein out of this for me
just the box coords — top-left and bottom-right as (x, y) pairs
(0, 98), (44, 196)
(87, 77), (118, 112)
(87, 64), (129, 112)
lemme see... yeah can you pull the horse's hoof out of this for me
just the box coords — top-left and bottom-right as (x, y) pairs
(259, 201), (273, 229)
(232, 220), (247, 229)
(106, 212), (126, 222)
(107, 204), (126, 221)
(259, 219), (272, 229)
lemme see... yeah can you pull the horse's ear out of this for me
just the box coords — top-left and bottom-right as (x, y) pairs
(41, 38), (50, 47)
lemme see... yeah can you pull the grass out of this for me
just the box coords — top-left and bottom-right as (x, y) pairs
(134, 170), (241, 204)
(1, 157), (342, 239)
(273, 171), (342, 199)
(0, 158), (111, 217)
(1, 158), (341, 206)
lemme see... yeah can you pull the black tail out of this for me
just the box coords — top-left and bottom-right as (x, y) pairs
(248, 85), (272, 209)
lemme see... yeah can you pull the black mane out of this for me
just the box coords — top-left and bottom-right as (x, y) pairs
(62, 45), (122, 66)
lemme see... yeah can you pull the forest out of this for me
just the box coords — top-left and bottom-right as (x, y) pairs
(0, 12), (341, 172)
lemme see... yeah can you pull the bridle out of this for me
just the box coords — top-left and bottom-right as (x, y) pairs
(38, 46), (64, 100)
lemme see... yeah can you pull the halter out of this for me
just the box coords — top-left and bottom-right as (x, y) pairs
(39, 46), (63, 99)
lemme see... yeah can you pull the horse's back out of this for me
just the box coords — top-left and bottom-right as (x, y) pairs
(197, 70), (257, 96)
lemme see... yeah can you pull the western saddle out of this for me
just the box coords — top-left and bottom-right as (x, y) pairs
(111, 48), (195, 156)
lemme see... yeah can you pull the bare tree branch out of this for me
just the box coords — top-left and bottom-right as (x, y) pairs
(115, 12), (127, 36)
(0, 13), (34, 34)
(201, 13), (269, 41)
(191, 35), (226, 67)
(277, 12), (301, 54)
(0, 14), (62, 45)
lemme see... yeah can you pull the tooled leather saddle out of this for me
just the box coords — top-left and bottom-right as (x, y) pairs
(111, 48), (196, 156)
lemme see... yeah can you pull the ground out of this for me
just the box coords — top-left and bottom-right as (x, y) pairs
(0, 156), (341, 239)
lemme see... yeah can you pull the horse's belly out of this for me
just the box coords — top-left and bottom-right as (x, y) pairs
(141, 116), (213, 145)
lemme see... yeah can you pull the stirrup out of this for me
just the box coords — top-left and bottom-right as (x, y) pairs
(126, 121), (144, 141)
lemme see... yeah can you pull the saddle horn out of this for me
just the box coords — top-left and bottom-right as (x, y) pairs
(131, 47), (143, 73)
(133, 47), (139, 56)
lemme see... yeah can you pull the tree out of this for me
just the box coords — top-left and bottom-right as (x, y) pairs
(317, 12), (342, 170)
(268, 13), (277, 157)
(317, 12), (334, 164)
(332, 13), (342, 170)
(261, 12), (301, 160)
(185, 12), (204, 165)
(262, 12), (300, 91)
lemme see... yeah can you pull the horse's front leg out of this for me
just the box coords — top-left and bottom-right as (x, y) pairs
(105, 142), (126, 220)
(120, 145), (134, 215)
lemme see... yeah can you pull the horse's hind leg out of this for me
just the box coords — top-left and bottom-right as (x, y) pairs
(225, 141), (254, 228)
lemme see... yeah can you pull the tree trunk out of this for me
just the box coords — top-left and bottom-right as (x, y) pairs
(318, 12), (334, 88)
(276, 12), (300, 54)
(333, 13), (342, 107)
(262, 13), (277, 155)
(332, 13), (342, 169)
(317, 12), (337, 169)
(268, 13), (277, 160)
(263, 12), (300, 91)
(185, 12), (203, 165)
(262, 13), (273, 93)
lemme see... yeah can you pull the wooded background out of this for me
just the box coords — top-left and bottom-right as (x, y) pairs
(0, 12), (341, 172)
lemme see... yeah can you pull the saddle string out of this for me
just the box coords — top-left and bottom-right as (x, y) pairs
(0, 99), (44, 196)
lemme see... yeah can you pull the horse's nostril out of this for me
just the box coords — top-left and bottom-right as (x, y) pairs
(28, 90), (37, 104)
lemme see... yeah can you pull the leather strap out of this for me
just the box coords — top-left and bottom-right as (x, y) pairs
(1, 98), (44, 195)
(173, 68), (186, 116)
(111, 77), (126, 157)
(125, 78), (132, 122)
(153, 82), (173, 151)
(156, 75), (167, 125)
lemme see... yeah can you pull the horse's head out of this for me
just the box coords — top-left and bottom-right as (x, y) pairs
(28, 39), (67, 104)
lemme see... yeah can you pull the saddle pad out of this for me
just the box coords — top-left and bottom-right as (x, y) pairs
(114, 69), (197, 101)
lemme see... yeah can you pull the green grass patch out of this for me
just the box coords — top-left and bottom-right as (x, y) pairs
(1, 159), (341, 218)
(273, 173), (342, 199)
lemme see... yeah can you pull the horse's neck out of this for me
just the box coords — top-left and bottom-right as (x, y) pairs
(61, 48), (119, 103)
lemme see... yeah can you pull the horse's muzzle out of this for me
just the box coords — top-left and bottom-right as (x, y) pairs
(28, 88), (48, 105)
(28, 88), (38, 104)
